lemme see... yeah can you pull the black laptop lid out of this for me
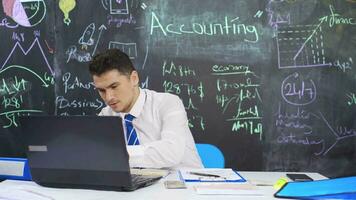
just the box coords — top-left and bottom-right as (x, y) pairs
(19, 116), (133, 190)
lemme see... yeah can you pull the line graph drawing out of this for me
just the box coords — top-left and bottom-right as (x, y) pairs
(276, 24), (331, 69)
(1, 37), (54, 75)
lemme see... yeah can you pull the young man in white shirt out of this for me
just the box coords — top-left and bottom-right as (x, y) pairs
(89, 49), (203, 169)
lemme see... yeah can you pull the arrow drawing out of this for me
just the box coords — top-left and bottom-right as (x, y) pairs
(92, 24), (107, 56)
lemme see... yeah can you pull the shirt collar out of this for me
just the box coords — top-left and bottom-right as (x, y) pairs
(119, 88), (145, 118)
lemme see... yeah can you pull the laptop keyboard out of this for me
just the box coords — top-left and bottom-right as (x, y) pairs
(131, 174), (162, 186)
(131, 174), (149, 184)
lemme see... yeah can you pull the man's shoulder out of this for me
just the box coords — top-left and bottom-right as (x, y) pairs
(145, 89), (181, 102)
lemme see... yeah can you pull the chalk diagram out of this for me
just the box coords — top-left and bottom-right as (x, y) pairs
(0, 38), (54, 128)
(268, 1), (355, 156)
(276, 24), (331, 69)
(2, 0), (46, 27)
(101, 0), (129, 15)
(109, 41), (137, 59)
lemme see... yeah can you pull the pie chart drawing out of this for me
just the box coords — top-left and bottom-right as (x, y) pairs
(2, 0), (46, 27)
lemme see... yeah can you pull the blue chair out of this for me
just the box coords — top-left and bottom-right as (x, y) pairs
(196, 143), (225, 168)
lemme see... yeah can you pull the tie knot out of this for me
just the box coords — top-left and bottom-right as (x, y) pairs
(124, 114), (135, 122)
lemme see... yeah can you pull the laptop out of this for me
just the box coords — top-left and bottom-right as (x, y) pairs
(19, 115), (162, 191)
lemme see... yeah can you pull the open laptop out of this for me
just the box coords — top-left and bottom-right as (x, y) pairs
(19, 115), (162, 191)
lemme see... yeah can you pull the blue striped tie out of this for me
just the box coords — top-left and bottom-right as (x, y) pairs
(124, 114), (140, 145)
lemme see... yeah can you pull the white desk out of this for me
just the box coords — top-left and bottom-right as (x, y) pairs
(0, 171), (326, 200)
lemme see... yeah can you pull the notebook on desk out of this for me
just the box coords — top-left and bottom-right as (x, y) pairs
(19, 115), (162, 191)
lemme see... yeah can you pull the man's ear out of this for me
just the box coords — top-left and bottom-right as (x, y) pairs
(130, 71), (139, 86)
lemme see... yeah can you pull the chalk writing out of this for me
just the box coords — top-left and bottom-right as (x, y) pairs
(1, 110), (42, 129)
(216, 78), (259, 93)
(12, 32), (25, 42)
(150, 12), (259, 42)
(107, 14), (136, 28)
(281, 72), (316, 106)
(274, 103), (324, 155)
(212, 64), (255, 76)
(277, 132), (324, 153)
(333, 57), (353, 72)
(62, 72), (96, 94)
(212, 64), (262, 137)
(232, 118), (263, 135)
(161, 60), (205, 131)
(163, 81), (204, 101)
(319, 5), (356, 27)
(56, 96), (104, 110)
(0, 68), (53, 128)
(347, 92), (356, 106)
(0, 18), (19, 29)
(162, 61), (196, 77)
(66, 45), (92, 63)
(188, 115), (205, 131)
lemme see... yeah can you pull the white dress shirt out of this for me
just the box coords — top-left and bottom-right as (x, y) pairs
(99, 88), (203, 169)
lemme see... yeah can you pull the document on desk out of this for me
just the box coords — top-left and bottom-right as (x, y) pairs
(194, 183), (264, 195)
(179, 168), (246, 182)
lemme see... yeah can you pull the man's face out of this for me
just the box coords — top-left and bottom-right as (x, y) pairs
(93, 69), (139, 113)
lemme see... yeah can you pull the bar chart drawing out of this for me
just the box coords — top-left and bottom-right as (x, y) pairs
(276, 24), (331, 69)
(108, 41), (137, 59)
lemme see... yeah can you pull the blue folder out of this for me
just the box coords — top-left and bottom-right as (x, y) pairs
(274, 176), (356, 199)
(0, 157), (32, 181)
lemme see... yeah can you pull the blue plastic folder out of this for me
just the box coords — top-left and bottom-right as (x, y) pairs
(274, 176), (356, 199)
(0, 157), (32, 181)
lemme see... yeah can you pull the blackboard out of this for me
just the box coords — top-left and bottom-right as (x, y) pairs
(0, 0), (355, 178)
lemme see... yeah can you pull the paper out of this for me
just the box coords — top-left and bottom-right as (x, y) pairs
(179, 168), (246, 182)
(194, 183), (263, 195)
(0, 159), (25, 177)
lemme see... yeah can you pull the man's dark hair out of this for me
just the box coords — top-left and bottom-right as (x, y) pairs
(89, 49), (136, 76)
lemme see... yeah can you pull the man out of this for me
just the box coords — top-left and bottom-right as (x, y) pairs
(89, 49), (203, 169)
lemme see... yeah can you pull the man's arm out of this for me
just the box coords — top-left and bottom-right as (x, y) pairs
(128, 95), (189, 168)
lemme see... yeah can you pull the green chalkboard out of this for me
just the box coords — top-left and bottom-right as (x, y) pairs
(0, 0), (355, 178)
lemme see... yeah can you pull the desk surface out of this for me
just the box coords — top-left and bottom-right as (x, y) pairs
(0, 171), (326, 200)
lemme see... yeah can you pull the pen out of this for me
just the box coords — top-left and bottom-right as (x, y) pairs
(255, 184), (273, 186)
(189, 172), (221, 178)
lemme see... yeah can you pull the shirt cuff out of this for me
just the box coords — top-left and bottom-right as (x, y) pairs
(127, 145), (145, 167)
(127, 145), (144, 157)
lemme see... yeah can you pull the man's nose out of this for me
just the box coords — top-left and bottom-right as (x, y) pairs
(106, 90), (114, 101)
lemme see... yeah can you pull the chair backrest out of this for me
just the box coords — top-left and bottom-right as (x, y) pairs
(196, 143), (225, 168)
